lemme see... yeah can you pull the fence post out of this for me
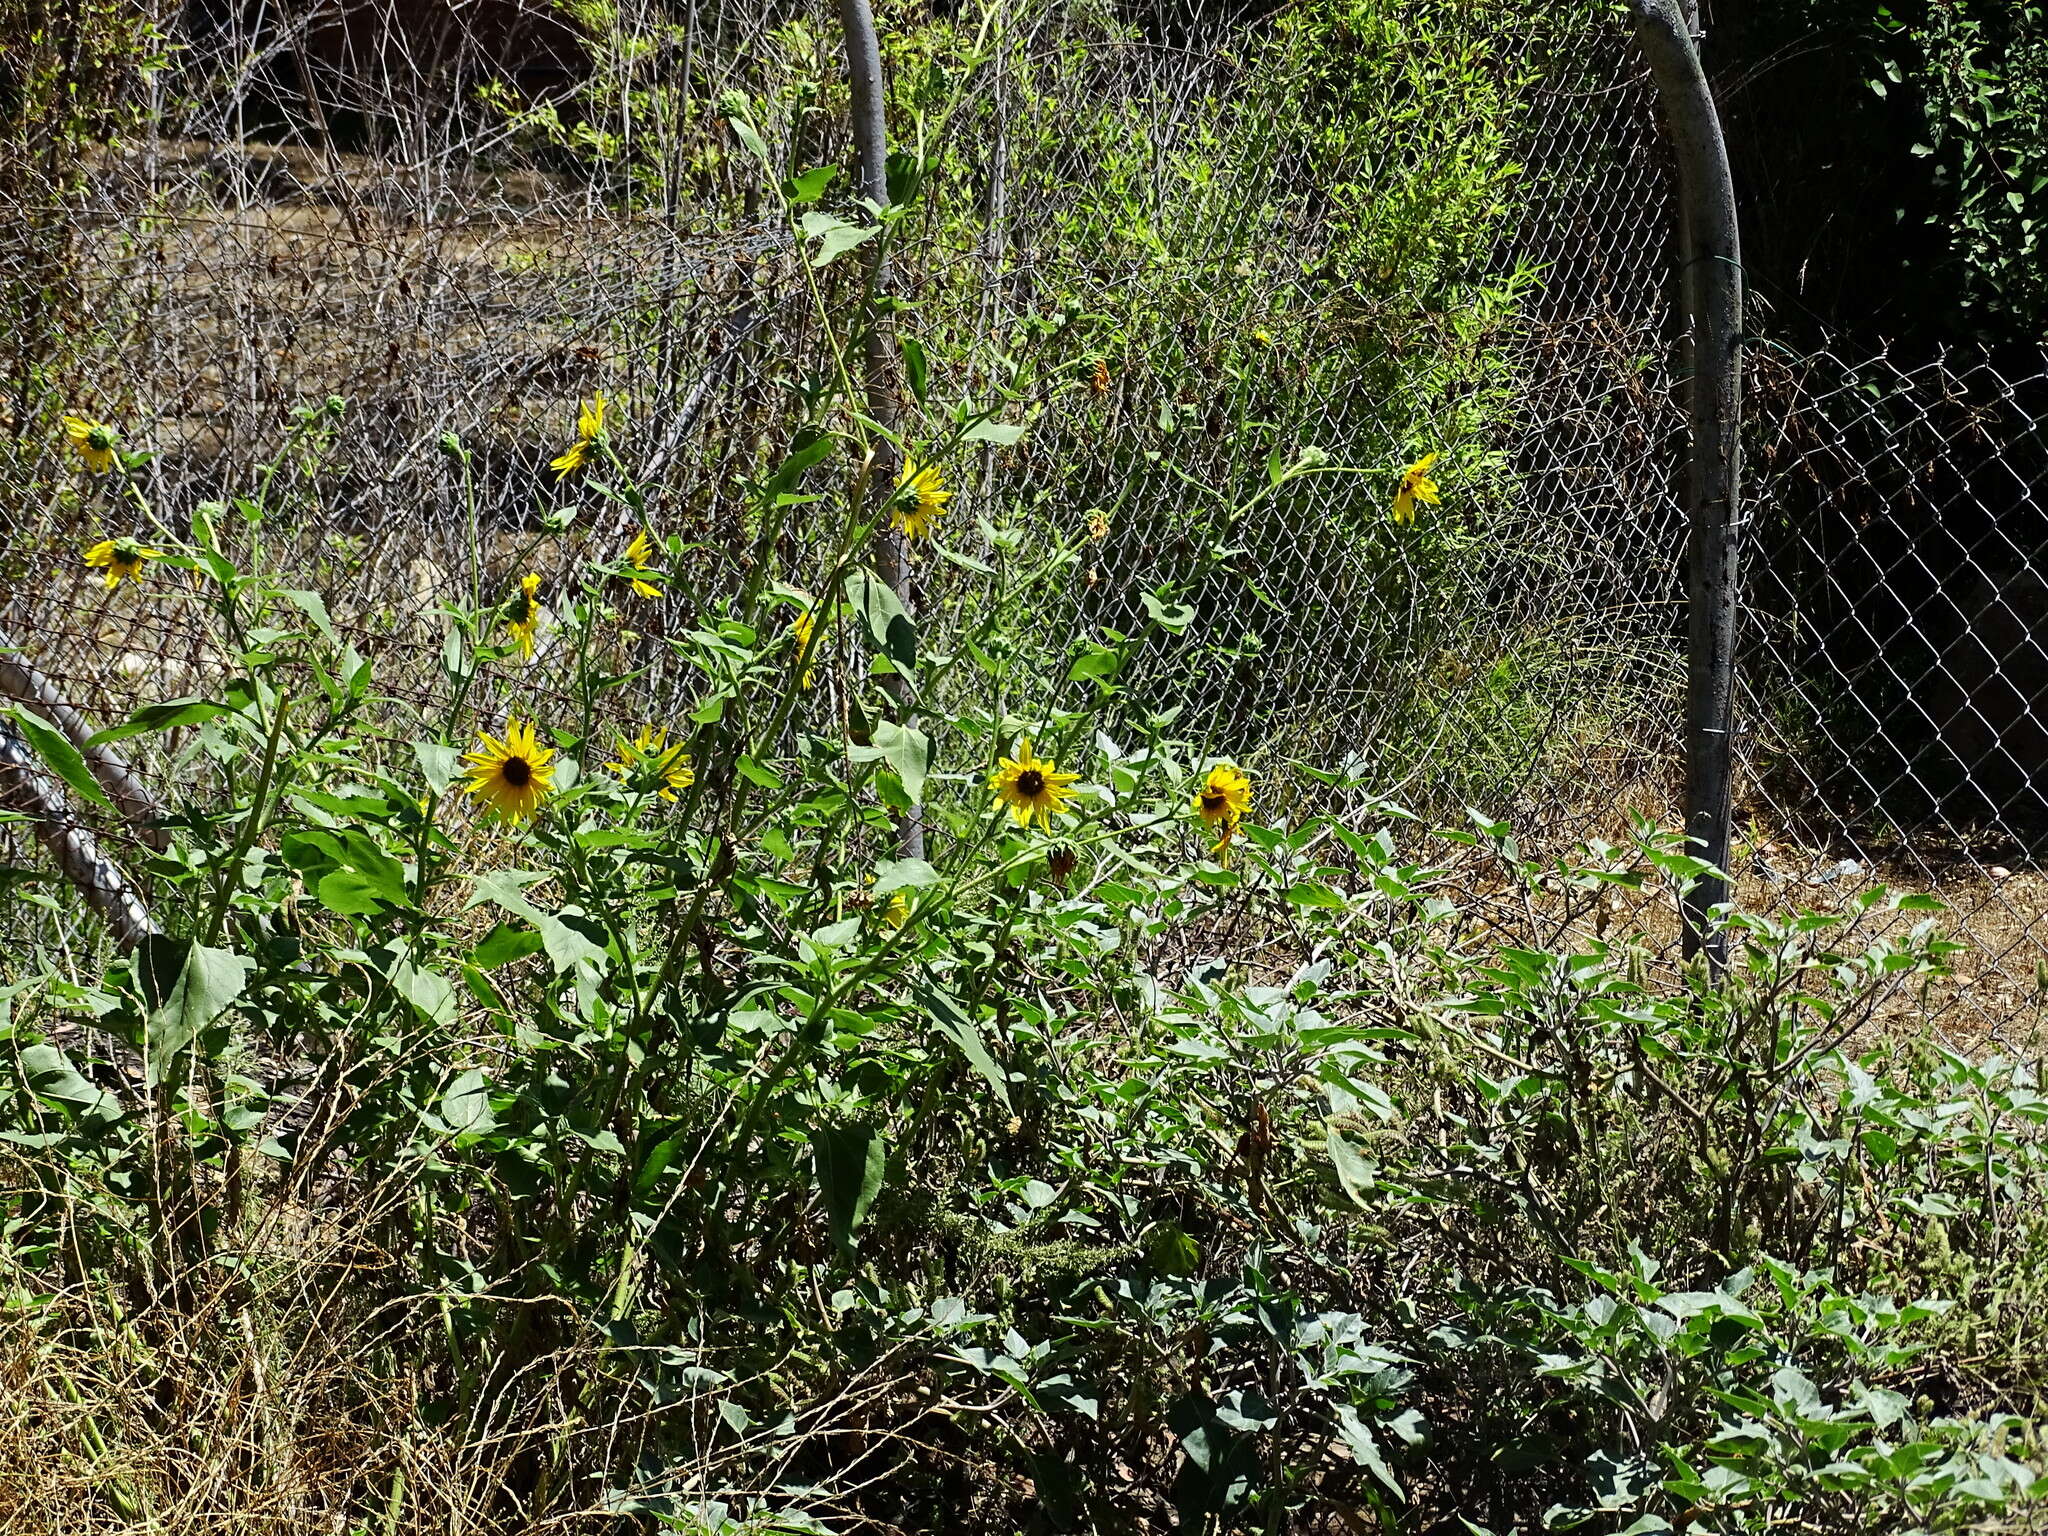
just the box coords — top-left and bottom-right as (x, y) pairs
(836, 0), (923, 860)
(1628, 0), (1743, 969)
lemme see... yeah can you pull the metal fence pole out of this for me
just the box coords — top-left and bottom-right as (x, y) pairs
(1628, 0), (1744, 969)
(837, 0), (923, 861)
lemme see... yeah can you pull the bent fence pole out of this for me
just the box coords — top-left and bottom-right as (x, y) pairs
(1629, 0), (1743, 971)
(836, 0), (923, 860)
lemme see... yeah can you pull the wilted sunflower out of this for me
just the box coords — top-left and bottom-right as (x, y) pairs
(621, 528), (661, 599)
(1392, 452), (1441, 525)
(990, 738), (1081, 831)
(892, 459), (950, 541)
(505, 572), (543, 657)
(607, 724), (695, 799)
(83, 535), (163, 590)
(462, 717), (556, 822)
(63, 415), (119, 474)
(549, 391), (607, 480)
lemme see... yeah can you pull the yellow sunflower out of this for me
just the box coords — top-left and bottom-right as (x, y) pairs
(607, 724), (695, 799)
(892, 458), (950, 541)
(505, 572), (543, 657)
(549, 391), (607, 480)
(790, 605), (820, 689)
(1392, 452), (1441, 526)
(621, 528), (661, 599)
(63, 415), (119, 474)
(883, 893), (911, 930)
(1193, 763), (1252, 830)
(990, 738), (1081, 831)
(83, 535), (163, 590)
(462, 717), (556, 823)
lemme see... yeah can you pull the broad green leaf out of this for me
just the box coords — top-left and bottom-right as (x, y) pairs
(1326, 1125), (1376, 1208)
(873, 858), (938, 897)
(86, 696), (234, 746)
(391, 957), (456, 1028)
(843, 567), (918, 672)
(15, 1042), (123, 1127)
(729, 115), (771, 164)
(142, 939), (252, 1087)
(2, 705), (111, 811)
(813, 1122), (886, 1248)
(276, 588), (338, 644)
(963, 418), (1026, 446)
(783, 164), (836, 203)
(415, 741), (462, 795)
(917, 983), (1010, 1108)
(439, 1068), (498, 1136)
(471, 921), (545, 970)
(870, 721), (929, 803)
(799, 210), (880, 266)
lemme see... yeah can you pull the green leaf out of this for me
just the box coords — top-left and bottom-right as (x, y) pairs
(390, 956), (456, 1028)
(539, 912), (609, 975)
(843, 567), (918, 672)
(963, 417), (1026, 446)
(141, 939), (252, 1088)
(1140, 590), (1195, 633)
(15, 1042), (123, 1127)
(87, 696), (232, 746)
(471, 922), (545, 970)
(917, 984), (1010, 1108)
(783, 164), (837, 203)
(276, 588), (338, 644)
(1285, 881), (1348, 910)
(870, 721), (929, 803)
(439, 1068), (498, 1136)
(1326, 1125), (1376, 1208)
(901, 335), (929, 403)
(799, 210), (880, 266)
(813, 1122), (886, 1248)
(2, 705), (112, 811)
(312, 833), (411, 915)
(729, 115), (771, 164)
(415, 741), (462, 795)
(873, 858), (938, 897)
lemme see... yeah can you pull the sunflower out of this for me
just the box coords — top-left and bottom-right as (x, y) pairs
(63, 415), (119, 474)
(607, 723), (695, 799)
(1392, 452), (1441, 526)
(790, 605), (820, 689)
(549, 391), (607, 480)
(892, 459), (950, 541)
(883, 893), (911, 930)
(462, 717), (556, 822)
(83, 535), (163, 590)
(990, 738), (1081, 831)
(1193, 763), (1252, 830)
(505, 572), (543, 657)
(621, 528), (661, 599)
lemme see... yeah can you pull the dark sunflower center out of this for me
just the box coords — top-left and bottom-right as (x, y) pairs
(1017, 769), (1046, 797)
(1202, 792), (1227, 813)
(502, 756), (533, 787)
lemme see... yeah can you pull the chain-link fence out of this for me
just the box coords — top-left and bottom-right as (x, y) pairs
(19, 0), (2037, 1032)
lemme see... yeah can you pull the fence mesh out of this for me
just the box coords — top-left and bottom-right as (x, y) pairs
(15, 0), (2035, 1034)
